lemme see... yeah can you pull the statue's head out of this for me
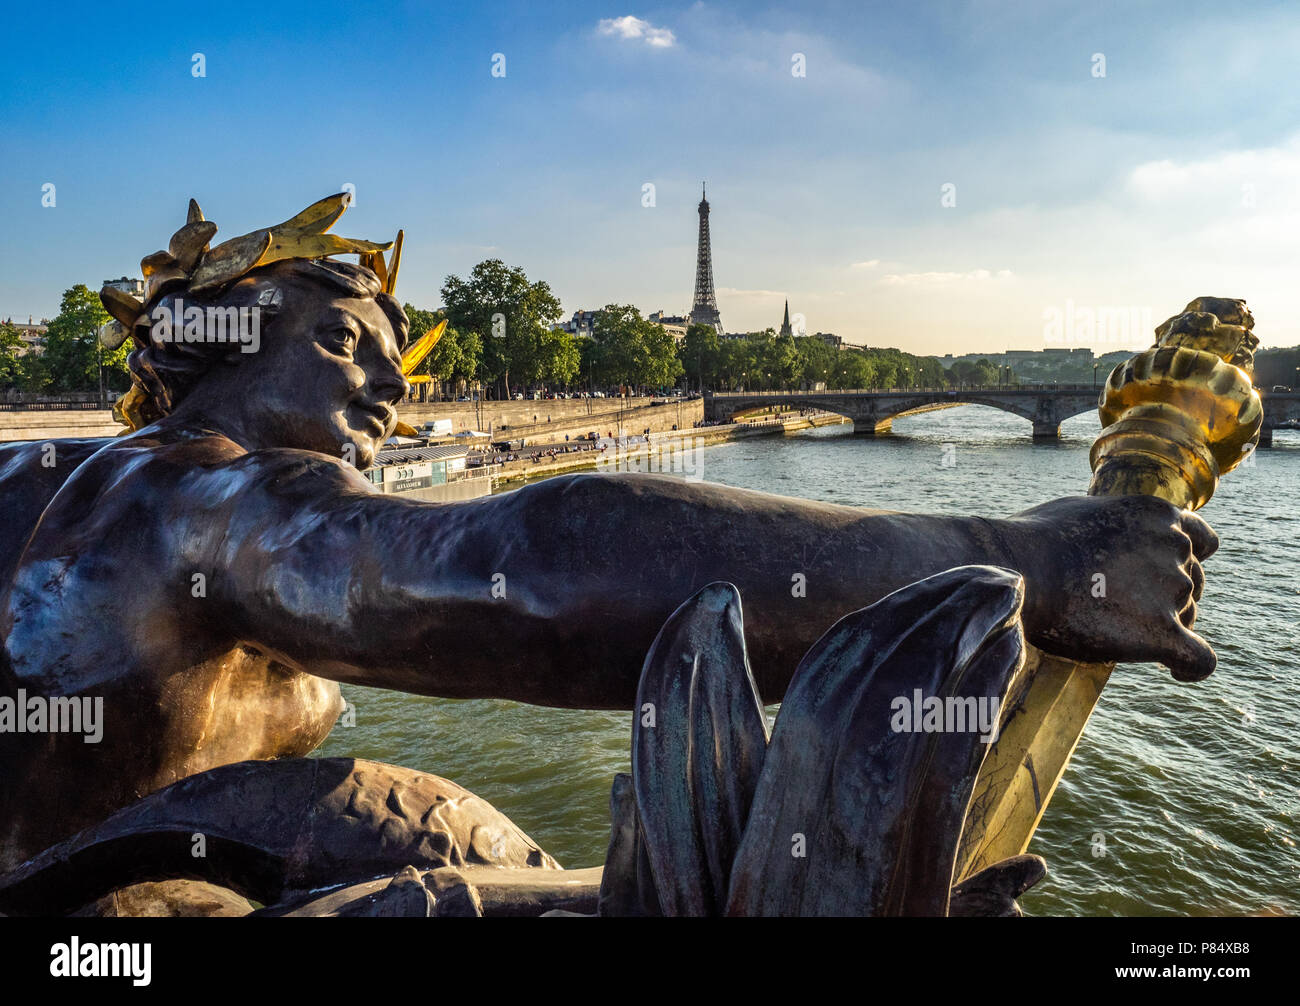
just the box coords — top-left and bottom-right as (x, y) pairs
(101, 196), (410, 469)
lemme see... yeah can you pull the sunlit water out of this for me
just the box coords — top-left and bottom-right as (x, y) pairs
(317, 408), (1300, 916)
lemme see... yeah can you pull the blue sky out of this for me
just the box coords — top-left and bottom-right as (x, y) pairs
(2, 0), (1298, 353)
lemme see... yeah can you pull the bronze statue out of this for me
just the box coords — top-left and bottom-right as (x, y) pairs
(0, 757), (558, 916)
(0, 197), (1245, 914)
(598, 570), (1042, 916)
(0, 570), (1039, 917)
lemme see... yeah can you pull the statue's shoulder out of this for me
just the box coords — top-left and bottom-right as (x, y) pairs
(0, 438), (113, 572)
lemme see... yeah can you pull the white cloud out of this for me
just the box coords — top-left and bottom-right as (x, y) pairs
(880, 269), (1014, 286)
(1126, 137), (1300, 206)
(597, 15), (676, 48)
(850, 259), (880, 269)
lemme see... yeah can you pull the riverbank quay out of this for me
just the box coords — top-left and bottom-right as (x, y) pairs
(0, 395), (704, 444)
(398, 395), (704, 446)
(0, 408), (119, 441)
(489, 410), (847, 486)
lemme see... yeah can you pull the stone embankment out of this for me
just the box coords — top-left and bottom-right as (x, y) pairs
(396, 396), (703, 444)
(0, 409), (120, 442)
(0, 396), (700, 444)
(490, 411), (847, 485)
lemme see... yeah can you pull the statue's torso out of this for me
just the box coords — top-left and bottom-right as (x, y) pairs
(0, 438), (342, 869)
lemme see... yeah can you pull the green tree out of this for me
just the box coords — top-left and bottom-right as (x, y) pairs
(720, 336), (758, 390)
(642, 320), (683, 391)
(837, 349), (877, 389)
(764, 331), (799, 389)
(679, 322), (719, 391)
(1257, 346), (1300, 388)
(537, 325), (581, 388)
(0, 322), (25, 388)
(914, 355), (946, 387)
(41, 285), (128, 395)
(794, 335), (837, 388)
(440, 260), (563, 398)
(403, 304), (483, 399)
(589, 304), (682, 393)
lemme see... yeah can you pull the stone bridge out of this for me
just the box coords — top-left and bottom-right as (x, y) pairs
(1260, 391), (1300, 447)
(705, 386), (1101, 440)
(707, 386), (1300, 445)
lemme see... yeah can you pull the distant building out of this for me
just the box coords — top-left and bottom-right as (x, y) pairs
(648, 310), (688, 344)
(103, 277), (145, 299)
(811, 331), (842, 349)
(3, 316), (50, 356)
(557, 310), (599, 338)
(778, 300), (794, 338)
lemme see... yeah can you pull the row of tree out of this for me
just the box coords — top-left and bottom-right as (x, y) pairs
(678, 324), (1008, 392)
(427, 259), (1014, 397)
(1257, 347), (1300, 389)
(411, 260), (687, 398)
(0, 272), (1016, 400)
(19, 261), (1296, 399)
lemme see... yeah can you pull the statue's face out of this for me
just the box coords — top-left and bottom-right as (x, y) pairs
(238, 284), (408, 468)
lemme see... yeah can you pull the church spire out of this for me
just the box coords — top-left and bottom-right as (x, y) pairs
(779, 299), (793, 338)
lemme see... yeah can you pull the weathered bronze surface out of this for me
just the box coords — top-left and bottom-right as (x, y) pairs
(0, 198), (1236, 912)
(0, 757), (556, 916)
(599, 570), (1040, 916)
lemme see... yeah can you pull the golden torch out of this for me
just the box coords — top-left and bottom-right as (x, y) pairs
(955, 297), (1263, 880)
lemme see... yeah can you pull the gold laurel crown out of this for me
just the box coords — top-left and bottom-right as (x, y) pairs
(97, 194), (404, 433)
(96, 194), (403, 351)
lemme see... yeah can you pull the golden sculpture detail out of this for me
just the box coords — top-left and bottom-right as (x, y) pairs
(1090, 297), (1262, 508)
(956, 296), (1263, 880)
(401, 320), (447, 380)
(98, 194), (404, 432)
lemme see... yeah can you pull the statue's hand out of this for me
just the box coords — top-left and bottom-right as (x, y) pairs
(1009, 495), (1218, 681)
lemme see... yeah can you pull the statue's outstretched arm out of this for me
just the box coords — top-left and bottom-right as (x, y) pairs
(200, 455), (1214, 709)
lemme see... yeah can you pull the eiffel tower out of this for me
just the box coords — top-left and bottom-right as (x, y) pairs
(688, 182), (722, 332)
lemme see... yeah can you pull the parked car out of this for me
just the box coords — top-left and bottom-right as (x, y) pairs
(513, 392), (524, 400)
(456, 395), (471, 402)
(1273, 385), (1292, 392)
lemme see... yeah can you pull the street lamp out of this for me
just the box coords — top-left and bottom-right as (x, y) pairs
(96, 330), (105, 407)
(1093, 362), (1099, 388)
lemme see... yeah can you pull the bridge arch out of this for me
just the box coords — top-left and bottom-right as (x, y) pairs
(706, 387), (1102, 440)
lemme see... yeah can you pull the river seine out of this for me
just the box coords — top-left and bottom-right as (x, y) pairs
(317, 407), (1298, 916)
